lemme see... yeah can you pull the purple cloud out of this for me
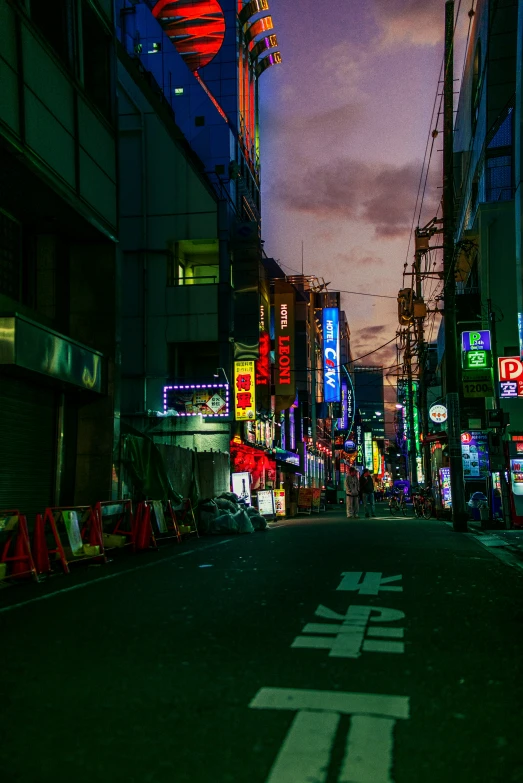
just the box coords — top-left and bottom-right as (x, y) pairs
(278, 158), (440, 239)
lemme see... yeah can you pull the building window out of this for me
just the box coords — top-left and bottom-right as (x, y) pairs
(485, 109), (513, 202)
(486, 155), (512, 202)
(0, 210), (22, 301)
(167, 240), (219, 286)
(30, 0), (72, 67)
(81, 0), (113, 119)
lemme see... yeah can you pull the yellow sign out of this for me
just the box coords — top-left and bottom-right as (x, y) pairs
(234, 361), (256, 421)
(373, 440), (380, 475)
(274, 489), (286, 517)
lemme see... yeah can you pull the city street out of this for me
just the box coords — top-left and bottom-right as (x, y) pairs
(1, 505), (523, 783)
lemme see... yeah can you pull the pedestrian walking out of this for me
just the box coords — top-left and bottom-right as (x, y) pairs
(360, 469), (376, 518)
(345, 467), (360, 518)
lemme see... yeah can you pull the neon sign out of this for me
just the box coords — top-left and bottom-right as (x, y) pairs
(322, 307), (340, 403)
(234, 361), (256, 421)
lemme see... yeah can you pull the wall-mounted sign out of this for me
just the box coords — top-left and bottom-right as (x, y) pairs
(498, 356), (523, 398)
(344, 439), (356, 452)
(322, 307), (341, 403)
(163, 383), (229, 416)
(463, 350), (492, 370)
(429, 404), (448, 423)
(372, 440), (380, 475)
(338, 376), (349, 431)
(463, 370), (494, 398)
(256, 300), (271, 387)
(234, 361), (256, 420)
(274, 284), (295, 397)
(462, 330), (491, 352)
(231, 472), (252, 505)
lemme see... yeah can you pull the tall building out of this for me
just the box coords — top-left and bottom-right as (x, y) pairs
(0, 0), (120, 515)
(353, 366), (385, 439)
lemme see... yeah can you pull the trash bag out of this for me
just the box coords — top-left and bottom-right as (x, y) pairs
(198, 500), (219, 535)
(250, 514), (268, 531)
(215, 497), (238, 513)
(245, 506), (261, 517)
(218, 492), (240, 503)
(209, 512), (240, 535)
(232, 507), (255, 534)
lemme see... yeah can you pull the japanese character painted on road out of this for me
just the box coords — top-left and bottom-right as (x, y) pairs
(291, 604), (405, 659)
(335, 571), (403, 595)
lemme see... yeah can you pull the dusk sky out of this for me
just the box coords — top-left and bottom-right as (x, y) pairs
(259, 0), (470, 426)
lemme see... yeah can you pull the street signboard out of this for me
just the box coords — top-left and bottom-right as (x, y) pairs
(462, 370), (494, 398)
(461, 330), (491, 352)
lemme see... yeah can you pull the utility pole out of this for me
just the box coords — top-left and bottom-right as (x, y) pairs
(443, 0), (468, 531)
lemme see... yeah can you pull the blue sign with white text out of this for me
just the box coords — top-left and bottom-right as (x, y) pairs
(323, 307), (341, 403)
(462, 330), (491, 352)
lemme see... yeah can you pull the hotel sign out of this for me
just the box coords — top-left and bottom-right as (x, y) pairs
(274, 285), (295, 397)
(323, 307), (341, 403)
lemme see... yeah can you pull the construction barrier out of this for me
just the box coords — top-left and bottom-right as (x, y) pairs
(172, 498), (199, 537)
(133, 500), (186, 552)
(0, 510), (38, 583)
(33, 506), (106, 575)
(94, 500), (135, 550)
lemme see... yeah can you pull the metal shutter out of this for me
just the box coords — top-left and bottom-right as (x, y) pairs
(0, 376), (56, 521)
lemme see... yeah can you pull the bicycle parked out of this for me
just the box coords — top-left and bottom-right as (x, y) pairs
(388, 488), (408, 516)
(412, 486), (434, 519)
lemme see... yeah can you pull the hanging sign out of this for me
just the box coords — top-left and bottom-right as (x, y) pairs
(322, 307), (341, 403)
(462, 330), (491, 352)
(498, 356), (523, 398)
(274, 284), (296, 396)
(429, 404), (448, 423)
(234, 361), (256, 420)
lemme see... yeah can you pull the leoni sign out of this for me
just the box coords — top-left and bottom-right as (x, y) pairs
(274, 285), (295, 397)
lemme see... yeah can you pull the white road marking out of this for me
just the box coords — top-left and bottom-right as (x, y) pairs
(249, 687), (410, 719)
(292, 605), (406, 658)
(339, 715), (396, 783)
(0, 539), (233, 614)
(264, 709), (340, 783)
(336, 572), (403, 595)
(250, 688), (409, 783)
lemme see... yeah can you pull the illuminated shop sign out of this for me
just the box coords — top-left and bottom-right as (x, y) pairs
(429, 404), (448, 424)
(234, 361), (256, 420)
(322, 307), (340, 403)
(373, 440), (380, 475)
(463, 350), (491, 369)
(256, 301), (271, 386)
(462, 330), (491, 352)
(364, 432), (373, 471)
(238, 0), (269, 26)
(152, 0), (226, 71)
(338, 376), (349, 431)
(274, 285), (295, 397)
(231, 472), (252, 505)
(163, 383), (229, 417)
(498, 356), (523, 398)
(461, 431), (489, 479)
(356, 424), (363, 464)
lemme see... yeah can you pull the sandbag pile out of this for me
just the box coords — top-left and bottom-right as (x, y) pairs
(197, 492), (268, 535)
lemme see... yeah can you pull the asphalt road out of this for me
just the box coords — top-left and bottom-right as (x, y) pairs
(1, 505), (523, 783)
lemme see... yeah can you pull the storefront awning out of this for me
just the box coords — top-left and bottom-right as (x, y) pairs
(0, 314), (105, 393)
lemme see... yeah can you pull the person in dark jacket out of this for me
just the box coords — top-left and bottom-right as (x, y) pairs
(359, 469), (376, 518)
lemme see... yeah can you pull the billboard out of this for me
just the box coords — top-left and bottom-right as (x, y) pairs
(274, 284), (295, 397)
(323, 307), (341, 403)
(163, 383), (229, 417)
(234, 361), (256, 420)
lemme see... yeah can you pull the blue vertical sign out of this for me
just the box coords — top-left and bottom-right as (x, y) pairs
(323, 307), (341, 403)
